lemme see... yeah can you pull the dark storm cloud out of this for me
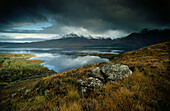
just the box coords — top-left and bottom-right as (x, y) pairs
(0, 0), (169, 32)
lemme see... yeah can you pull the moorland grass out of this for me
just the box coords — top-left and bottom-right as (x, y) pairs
(0, 41), (169, 111)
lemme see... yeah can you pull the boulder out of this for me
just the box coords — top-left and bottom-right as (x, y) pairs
(78, 77), (103, 97)
(78, 63), (132, 97)
(91, 67), (105, 82)
(101, 63), (132, 82)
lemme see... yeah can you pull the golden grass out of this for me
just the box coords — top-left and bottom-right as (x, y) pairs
(0, 41), (169, 111)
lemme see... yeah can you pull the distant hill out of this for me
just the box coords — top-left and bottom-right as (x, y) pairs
(110, 28), (170, 51)
(0, 29), (170, 51)
(0, 33), (114, 49)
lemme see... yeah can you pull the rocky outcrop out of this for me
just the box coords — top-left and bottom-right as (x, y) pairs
(78, 63), (132, 97)
(78, 77), (103, 97)
(101, 64), (132, 82)
(91, 67), (105, 82)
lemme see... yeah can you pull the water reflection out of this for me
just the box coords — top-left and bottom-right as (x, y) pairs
(31, 53), (109, 72)
(0, 48), (110, 73)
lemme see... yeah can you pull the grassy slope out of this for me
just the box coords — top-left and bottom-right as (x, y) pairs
(103, 41), (170, 110)
(0, 41), (169, 110)
(0, 53), (55, 87)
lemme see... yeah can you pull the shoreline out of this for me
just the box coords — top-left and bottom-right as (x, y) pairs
(0, 53), (56, 88)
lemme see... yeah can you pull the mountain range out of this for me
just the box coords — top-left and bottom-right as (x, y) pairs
(0, 29), (170, 51)
(62, 33), (112, 40)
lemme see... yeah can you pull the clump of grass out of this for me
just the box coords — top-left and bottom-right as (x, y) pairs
(14, 96), (46, 111)
(60, 102), (82, 111)
(64, 88), (80, 102)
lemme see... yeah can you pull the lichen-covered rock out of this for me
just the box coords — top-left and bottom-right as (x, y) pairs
(91, 67), (105, 82)
(101, 63), (132, 82)
(78, 63), (132, 97)
(78, 77), (103, 97)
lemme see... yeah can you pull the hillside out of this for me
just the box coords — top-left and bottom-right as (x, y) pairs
(0, 53), (56, 87)
(108, 29), (170, 51)
(0, 29), (170, 51)
(0, 41), (169, 110)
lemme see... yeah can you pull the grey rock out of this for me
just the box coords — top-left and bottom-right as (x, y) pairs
(78, 77), (103, 97)
(101, 63), (132, 82)
(91, 67), (105, 82)
(78, 63), (132, 97)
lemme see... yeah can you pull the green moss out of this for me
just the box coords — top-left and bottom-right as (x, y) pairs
(0, 55), (55, 83)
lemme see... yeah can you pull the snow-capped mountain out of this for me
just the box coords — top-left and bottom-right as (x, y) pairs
(61, 33), (111, 40)
(62, 33), (80, 38)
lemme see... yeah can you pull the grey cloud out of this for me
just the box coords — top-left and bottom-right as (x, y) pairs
(0, 0), (169, 33)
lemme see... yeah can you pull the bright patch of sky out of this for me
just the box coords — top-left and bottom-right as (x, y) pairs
(0, 33), (59, 43)
(9, 19), (55, 31)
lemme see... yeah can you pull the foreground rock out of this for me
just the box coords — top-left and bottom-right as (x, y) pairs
(78, 77), (103, 97)
(78, 63), (132, 97)
(91, 67), (105, 82)
(101, 64), (132, 82)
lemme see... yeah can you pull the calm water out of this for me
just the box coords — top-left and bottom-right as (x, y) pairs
(0, 48), (122, 73)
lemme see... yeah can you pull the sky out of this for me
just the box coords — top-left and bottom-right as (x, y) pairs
(0, 0), (170, 42)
